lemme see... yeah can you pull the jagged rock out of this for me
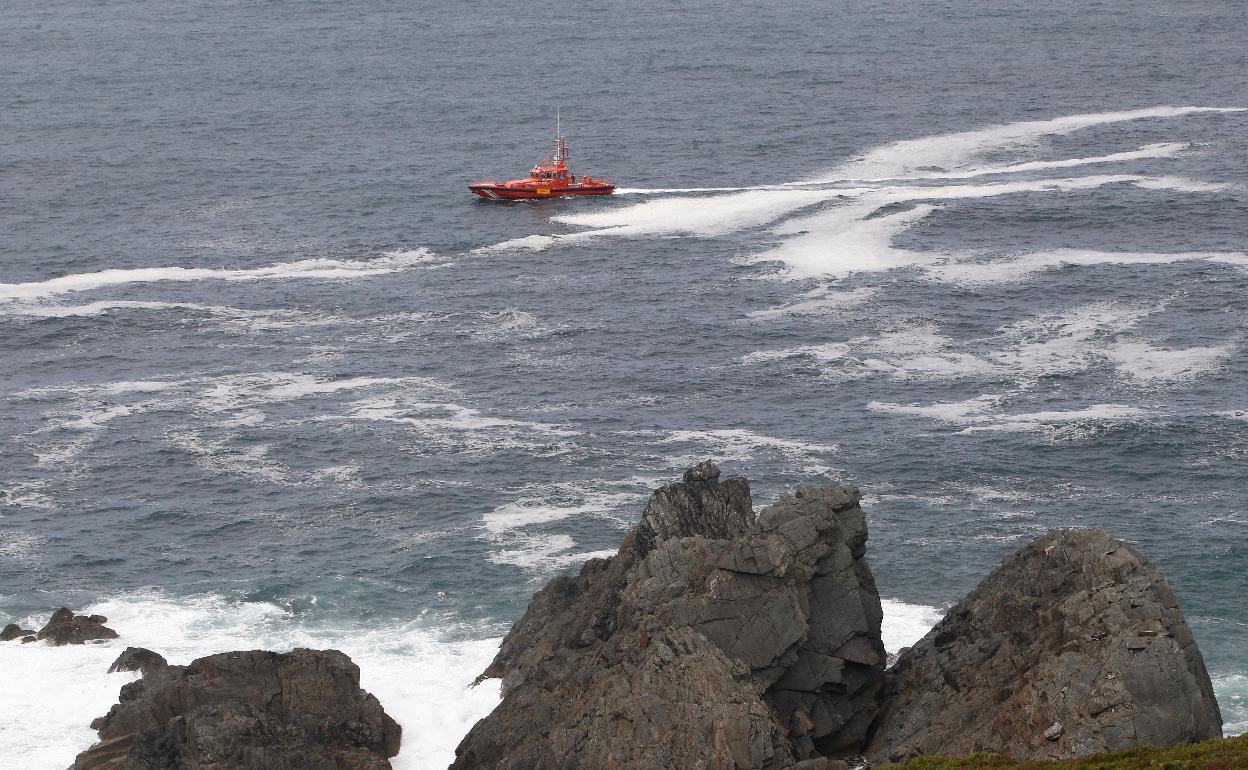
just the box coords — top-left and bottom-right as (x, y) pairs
(34, 608), (119, 645)
(71, 648), (401, 770)
(107, 647), (168, 675)
(866, 528), (1223, 764)
(453, 461), (884, 770)
(1, 623), (35, 641)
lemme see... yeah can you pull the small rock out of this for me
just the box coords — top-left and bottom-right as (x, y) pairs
(36, 608), (119, 646)
(1044, 722), (1064, 741)
(108, 647), (168, 675)
(72, 648), (400, 770)
(1, 623), (36, 641)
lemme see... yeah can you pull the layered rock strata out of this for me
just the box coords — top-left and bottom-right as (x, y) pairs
(72, 648), (401, 770)
(866, 528), (1223, 763)
(452, 461), (885, 770)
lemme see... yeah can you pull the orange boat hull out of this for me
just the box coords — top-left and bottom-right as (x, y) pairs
(469, 182), (615, 200)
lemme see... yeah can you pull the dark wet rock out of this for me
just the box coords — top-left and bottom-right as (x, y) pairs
(71, 648), (401, 770)
(107, 647), (168, 676)
(452, 461), (884, 770)
(35, 607), (119, 645)
(1, 622), (35, 641)
(866, 528), (1223, 764)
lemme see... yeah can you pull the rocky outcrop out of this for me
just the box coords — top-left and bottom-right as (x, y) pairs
(107, 647), (168, 675)
(452, 461), (884, 770)
(72, 648), (401, 770)
(866, 528), (1223, 764)
(1, 622), (35, 641)
(34, 608), (118, 645)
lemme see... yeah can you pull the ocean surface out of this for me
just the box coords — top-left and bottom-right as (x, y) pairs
(2, 1), (1246, 766)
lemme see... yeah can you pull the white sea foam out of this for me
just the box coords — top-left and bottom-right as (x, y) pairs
(614, 185), (768, 194)
(867, 394), (1004, 422)
(926, 248), (1248, 285)
(742, 342), (855, 366)
(0, 300), (355, 336)
(871, 398), (1149, 435)
(891, 142), (1192, 181)
(482, 490), (642, 536)
(745, 285), (877, 320)
(16, 373), (571, 481)
(472, 234), (559, 253)
(989, 300), (1153, 380)
(487, 533), (616, 571)
(552, 188), (838, 237)
(1106, 340), (1233, 382)
(879, 598), (944, 654)
(744, 299), (1204, 389)
(748, 174), (1191, 281)
(0, 481), (55, 510)
(1214, 672), (1248, 735)
(480, 481), (649, 570)
(0, 592), (502, 770)
(166, 431), (292, 485)
(0, 248), (439, 302)
(195, 373), (448, 414)
(661, 428), (837, 463)
(809, 106), (1244, 182)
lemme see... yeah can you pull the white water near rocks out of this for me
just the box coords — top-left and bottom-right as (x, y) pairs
(0, 595), (941, 769)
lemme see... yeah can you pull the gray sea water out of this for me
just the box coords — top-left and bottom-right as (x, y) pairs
(2, 1), (1246, 766)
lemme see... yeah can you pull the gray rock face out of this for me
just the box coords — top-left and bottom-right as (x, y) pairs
(35, 608), (118, 645)
(72, 648), (401, 770)
(1, 623), (35, 641)
(866, 528), (1223, 764)
(452, 462), (884, 770)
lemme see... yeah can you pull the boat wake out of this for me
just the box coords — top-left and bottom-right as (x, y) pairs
(482, 106), (1246, 288)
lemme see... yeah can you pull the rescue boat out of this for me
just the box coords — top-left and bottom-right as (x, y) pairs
(469, 123), (614, 200)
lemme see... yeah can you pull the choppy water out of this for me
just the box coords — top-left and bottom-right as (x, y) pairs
(2, 1), (1246, 766)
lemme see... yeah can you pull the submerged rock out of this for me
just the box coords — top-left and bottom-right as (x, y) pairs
(35, 608), (118, 645)
(452, 461), (885, 770)
(1, 622), (35, 641)
(72, 648), (401, 770)
(866, 528), (1223, 763)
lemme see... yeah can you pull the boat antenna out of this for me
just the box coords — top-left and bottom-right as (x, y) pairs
(557, 107), (561, 139)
